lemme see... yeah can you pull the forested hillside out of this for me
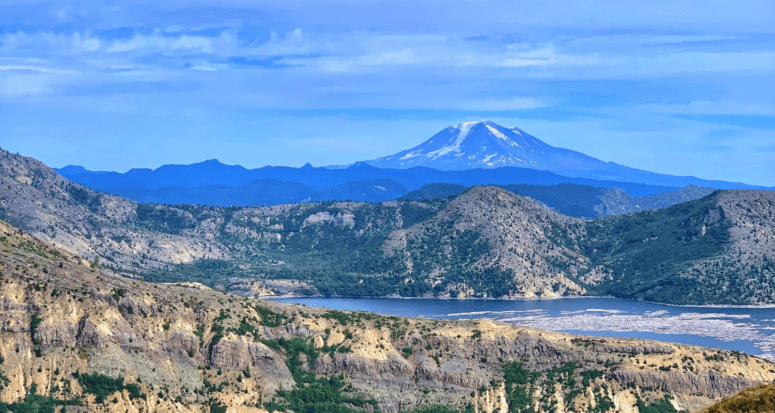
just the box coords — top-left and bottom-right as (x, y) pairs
(574, 190), (775, 304)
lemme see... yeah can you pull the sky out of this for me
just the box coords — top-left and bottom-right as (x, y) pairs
(0, 0), (773, 186)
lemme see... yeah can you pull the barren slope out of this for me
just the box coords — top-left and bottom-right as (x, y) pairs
(0, 150), (228, 273)
(384, 186), (592, 297)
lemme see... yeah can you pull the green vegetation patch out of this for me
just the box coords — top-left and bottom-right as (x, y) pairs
(0, 383), (81, 413)
(399, 203), (439, 229)
(321, 310), (353, 325)
(502, 362), (537, 413)
(499, 361), (616, 413)
(263, 337), (381, 413)
(230, 316), (259, 339)
(210, 324), (225, 346)
(635, 395), (680, 413)
(111, 288), (126, 302)
(134, 204), (196, 235)
(65, 184), (102, 213)
(75, 372), (146, 403)
(144, 259), (231, 287)
(255, 305), (290, 327)
(700, 384), (775, 413)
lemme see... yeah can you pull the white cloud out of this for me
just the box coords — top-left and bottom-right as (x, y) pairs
(251, 28), (307, 56)
(497, 46), (601, 68)
(106, 30), (239, 54)
(0, 30), (101, 55)
(459, 97), (548, 111)
(640, 101), (775, 116)
(573, 34), (742, 45)
(0, 62), (75, 75)
(189, 63), (223, 71)
(52, 7), (71, 23)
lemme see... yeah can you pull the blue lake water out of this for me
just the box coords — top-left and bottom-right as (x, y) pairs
(271, 297), (775, 361)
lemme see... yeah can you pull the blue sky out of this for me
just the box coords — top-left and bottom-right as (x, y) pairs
(0, 0), (773, 186)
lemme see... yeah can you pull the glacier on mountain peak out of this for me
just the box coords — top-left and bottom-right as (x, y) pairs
(426, 121), (477, 159)
(400, 150), (423, 160)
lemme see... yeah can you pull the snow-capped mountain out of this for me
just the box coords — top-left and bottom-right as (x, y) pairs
(367, 120), (611, 174)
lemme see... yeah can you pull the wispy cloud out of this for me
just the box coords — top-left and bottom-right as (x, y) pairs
(459, 97), (549, 111)
(640, 101), (775, 116)
(3, 27), (770, 82)
(106, 30), (242, 54)
(0, 73), (54, 97)
(0, 31), (102, 55)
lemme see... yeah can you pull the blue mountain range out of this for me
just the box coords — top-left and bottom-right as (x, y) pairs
(55, 120), (771, 207)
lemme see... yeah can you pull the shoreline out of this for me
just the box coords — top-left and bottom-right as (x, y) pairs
(265, 295), (775, 362)
(263, 294), (775, 309)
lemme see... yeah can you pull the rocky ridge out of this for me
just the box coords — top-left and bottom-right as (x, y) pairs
(0, 150), (227, 272)
(383, 186), (592, 297)
(594, 185), (716, 217)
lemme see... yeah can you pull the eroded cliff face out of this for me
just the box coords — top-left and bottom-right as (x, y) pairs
(1, 219), (774, 413)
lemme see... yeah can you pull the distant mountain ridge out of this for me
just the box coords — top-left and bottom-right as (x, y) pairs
(58, 120), (770, 205)
(401, 183), (716, 218)
(47, 150), (720, 219)
(57, 160), (689, 205)
(106, 178), (409, 205)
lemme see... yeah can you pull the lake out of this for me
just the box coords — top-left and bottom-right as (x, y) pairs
(271, 297), (775, 361)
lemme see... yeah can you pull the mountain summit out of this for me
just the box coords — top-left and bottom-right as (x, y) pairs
(365, 120), (772, 188)
(367, 120), (604, 172)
